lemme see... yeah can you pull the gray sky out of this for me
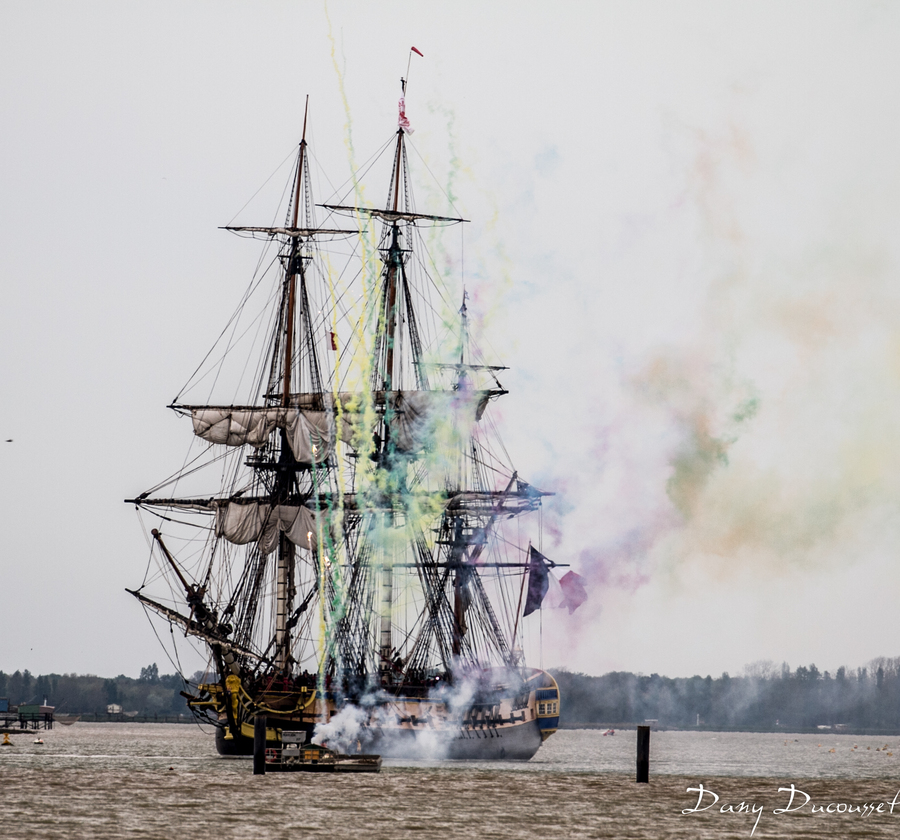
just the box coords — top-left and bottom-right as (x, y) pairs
(2, 1), (899, 680)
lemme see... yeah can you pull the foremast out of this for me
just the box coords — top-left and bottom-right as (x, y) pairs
(129, 103), (357, 692)
(274, 97), (310, 673)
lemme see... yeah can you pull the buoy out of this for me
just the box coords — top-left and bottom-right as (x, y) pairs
(2, 734), (12, 746)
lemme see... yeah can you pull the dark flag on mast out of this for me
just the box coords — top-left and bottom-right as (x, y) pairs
(523, 546), (552, 616)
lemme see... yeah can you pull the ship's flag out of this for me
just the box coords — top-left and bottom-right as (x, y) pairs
(558, 570), (587, 615)
(544, 566), (588, 614)
(411, 46), (424, 57)
(523, 545), (551, 616)
(546, 570), (564, 608)
(398, 96), (414, 134)
(330, 331), (338, 351)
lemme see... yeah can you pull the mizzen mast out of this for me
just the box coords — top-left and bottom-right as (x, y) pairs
(378, 84), (407, 683)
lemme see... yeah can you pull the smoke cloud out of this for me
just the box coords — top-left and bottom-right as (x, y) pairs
(313, 669), (503, 759)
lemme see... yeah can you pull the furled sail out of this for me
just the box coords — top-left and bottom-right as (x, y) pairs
(389, 391), (481, 453)
(187, 390), (494, 460)
(191, 407), (276, 447)
(378, 390), (493, 453)
(214, 501), (320, 554)
(191, 408), (333, 464)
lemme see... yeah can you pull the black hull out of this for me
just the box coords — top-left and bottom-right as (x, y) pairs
(215, 725), (254, 756)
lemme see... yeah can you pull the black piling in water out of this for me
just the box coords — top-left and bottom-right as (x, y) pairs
(636, 725), (650, 783)
(253, 715), (267, 775)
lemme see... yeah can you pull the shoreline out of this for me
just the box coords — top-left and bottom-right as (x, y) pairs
(30, 718), (900, 737)
(559, 722), (900, 736)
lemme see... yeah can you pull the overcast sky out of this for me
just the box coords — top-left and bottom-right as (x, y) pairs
(2, 1), (899, 681)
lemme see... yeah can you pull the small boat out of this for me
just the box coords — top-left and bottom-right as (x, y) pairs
(603, 729), (615, 736)
(264, 732), (380, 773)
(33, 738), (44, 745)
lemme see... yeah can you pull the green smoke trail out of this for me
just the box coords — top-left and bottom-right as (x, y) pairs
(323, 5), (390, 692)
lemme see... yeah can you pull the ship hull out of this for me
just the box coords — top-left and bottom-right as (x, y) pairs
(215, 715), (544, 760)
(365, 716), (544, 760)
(210, 669), (559, 761)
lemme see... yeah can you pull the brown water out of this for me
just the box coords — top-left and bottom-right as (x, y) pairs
(3, 724), (899, 838)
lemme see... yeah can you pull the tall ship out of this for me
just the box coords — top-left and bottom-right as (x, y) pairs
(127, 80), (585, 760)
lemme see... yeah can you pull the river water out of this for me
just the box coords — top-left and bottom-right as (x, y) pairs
(3, 724), (900, 838)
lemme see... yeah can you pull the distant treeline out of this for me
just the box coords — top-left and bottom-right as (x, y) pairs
(4, 657), (900, 729)
(551, 657), (900, 730)
(0, 664), (194, 716)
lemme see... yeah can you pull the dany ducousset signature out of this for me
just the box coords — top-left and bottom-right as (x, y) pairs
(681, 783), (900, 836)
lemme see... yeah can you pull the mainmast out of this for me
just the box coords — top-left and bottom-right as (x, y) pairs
(383, 129), (404, 394)
(378, 92), (407, 682)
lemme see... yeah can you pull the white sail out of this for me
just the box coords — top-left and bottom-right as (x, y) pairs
(191, 408), (277, 448)
(214, 501), (319, 554)
(189, 391), (492, 460)
(213, 500), (267, 544)
(389, 390), (490, 453)
(191, 408), (334, 464)
(284, 410), (333, 464)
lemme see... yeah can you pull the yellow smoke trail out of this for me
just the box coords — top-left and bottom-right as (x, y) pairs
(317, 498), (327, 701)
(324, 3), (400, 670)
(325, 0), (381, 462)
